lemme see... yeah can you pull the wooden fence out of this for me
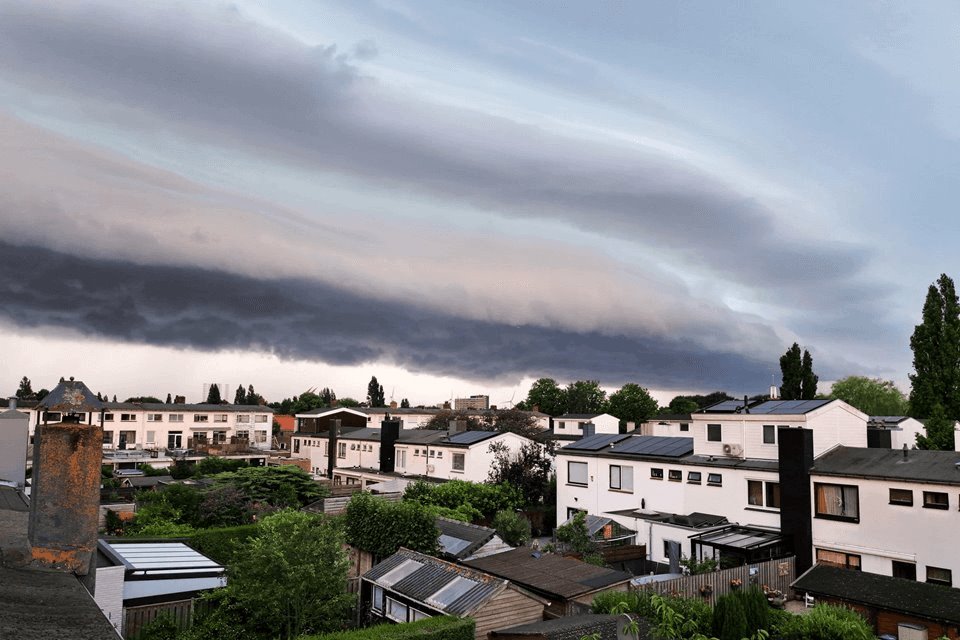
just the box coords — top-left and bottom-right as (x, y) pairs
(318, 492), (402, 515)
(124, 598), (195, 638)
(634, 556), (796, 607)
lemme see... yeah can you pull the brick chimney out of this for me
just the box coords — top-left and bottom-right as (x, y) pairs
(28, 378), (103, 576)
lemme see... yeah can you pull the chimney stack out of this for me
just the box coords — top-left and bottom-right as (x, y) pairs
(379, 418), (401, 473)
(29, 379), (103, 575)
(327, 419), (341, 480)
(581, 422), (596, 439)
(0, 397), (29, 487)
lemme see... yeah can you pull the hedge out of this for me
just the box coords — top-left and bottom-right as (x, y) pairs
(302, 616), (474, 640)
(188, 524), (260, 565)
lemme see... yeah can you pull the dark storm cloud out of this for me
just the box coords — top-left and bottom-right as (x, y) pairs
(0, 241), (778, 390)
(0, 0), (872, 295)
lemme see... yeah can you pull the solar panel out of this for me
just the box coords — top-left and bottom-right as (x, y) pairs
(445, 431), (494, 445)
(749, 399), (831, 415)
(562, 433), (629, 451)
(701, 400), (744, 412)
(611, 435), (693, 458)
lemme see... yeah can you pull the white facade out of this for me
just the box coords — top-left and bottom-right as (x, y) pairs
(637, 417), (692, 437)
(297, 407), (551, 431)
(692, 400), (868, 460)
(554, 413), (620, 437)
(93, 564), (125, 635)
(31, 404), (275, 451)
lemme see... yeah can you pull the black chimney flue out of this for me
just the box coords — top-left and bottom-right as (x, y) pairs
(778, 427), (814, 574)
(327, 419), (341, 480)
(380, 418), (401, 473)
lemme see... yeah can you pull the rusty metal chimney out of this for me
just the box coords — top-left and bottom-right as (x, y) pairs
(28, 378), (103, 575)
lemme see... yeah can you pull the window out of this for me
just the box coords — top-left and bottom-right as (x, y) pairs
(889, 488), (913, 506)
(707, 424), (722, 442)
(385, 597), (408, 622)
(293, 439), (300, 454)
(668, 469), (682, 482)
(411, 610), (430, 622)
(436, 451), (442, 458)
(214, 414), (228, 423)
(168, 414), (184, 423)
(397, 450), (407, 468)
(609, 465), (633, 491)
(213, 430), (227, 444)
(688, 471), (702, 484)
(236, 415), (250, 423)
(167, 431), (183, 448)
(923, 491), (949, 510)
(194, 432), (208, 444)
(120, 413), (136, 422)
(194, 414), (209, 423)
(707, 473), (722, 486)
(146, 414), (162, 422)
(748, 480), (781, 508)
(816, 549), (861, 571)
(103, 413), (114, 422)
(236, 430), (249, 440)
(748, 480), (763, 506)
(452, 453), (465, 471)
(146, 430), (156, 444)
(766, 482), (781, 508)
(763, 425), (776, 444)
(568, 461), (588, 486)
(578, 421), (588, 430)
(255, 415), (268, 423)
(102, 430), (113, 444)
(338, 442), (347, 458)
(414, 448), (420, 456)
(892, 561), (917, 581)
(429, 450), (435, 458)
(814, 483), (860, 522)
(650, 468), (664, 480)
(927, 566), (953, 586)
(680, 423), (689, 432)
(371, 585), (384, 612)
(44, 412), (62, 422)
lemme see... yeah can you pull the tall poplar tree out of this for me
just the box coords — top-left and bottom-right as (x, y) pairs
(779, 343), (803, 400)
(366, 376), (385, 407)
(206, 383), (222, 404)
(910, 274), (960, 421)
(800, 349), (818, 399)
(234, 384), (247, 404)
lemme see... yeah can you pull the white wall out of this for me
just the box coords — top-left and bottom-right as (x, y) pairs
(810, 474), (960, 583)
(892, 418), (924, 450)
(94, 564), (126, 635)
(638, 419), (692, 437)
(555, 414), (620, 436)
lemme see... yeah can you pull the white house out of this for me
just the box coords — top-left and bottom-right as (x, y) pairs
(295, 406), (551, 431)
(867, 416), (926, 450)
(553, 413), (620, 439)
(808, 446), (960, 586)
(636, 414), (692, 437)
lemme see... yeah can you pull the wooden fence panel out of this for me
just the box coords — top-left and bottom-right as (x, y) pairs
(124, 599), (194, 638)
(321, 492), (401, 515)
(633, 556), (796, 607)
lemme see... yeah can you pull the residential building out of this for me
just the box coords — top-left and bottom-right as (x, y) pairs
(361, 548), (546, 640)
(296, 406), (550, 431)
(636, 414), (692, 437)
(463, 547), (632, 617)
(867, 416), (925, 450)
(455, 395), (490, 410)
(553, 413), (620, 440)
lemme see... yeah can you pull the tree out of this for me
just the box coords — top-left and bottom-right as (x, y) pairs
(422, 409), (483, 431)
(112, 394), (117, 402)
(400, 398), (410, 408)
(125, 396), (162, 403)
(492, 510), (531, 546)
(483, 408), (545, 440)
(910, 274), (960, 420)
(318, 387), (336, 407)
(608, 383), (659, 426)
(916, 404), (955, 450)
(487, 441), (554, 506)
(663, 397), (699, 415)
(565, 380), (607, 415)
(829, 376), (908, 415)
(345, 492), (439, 557)
(780, 343), (803, 400)
(246, 384), (262, 405)
(712, 593), (748, 640)
(800, 349), (818, 399)
(166, 393), (172, 404)
(338, 397), (361, 408)
(216, 466), (325, 508)
(522, 378), (567, 416)
(15, 376), (33, 400)
(366, 376), (385, 407)
(234, 384), (247, 405)
(228, 510), (354, 639)
(206, 384), (222, 404)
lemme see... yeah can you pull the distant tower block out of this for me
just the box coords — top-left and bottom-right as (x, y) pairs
(28, 378), (103, 575)
(454, 395), (490, 410)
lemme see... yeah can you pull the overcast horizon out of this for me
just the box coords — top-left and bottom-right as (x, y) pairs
(2, 1), (958, 405)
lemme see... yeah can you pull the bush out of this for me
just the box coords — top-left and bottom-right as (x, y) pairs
(773, 603), (873, 640)
(189, 524), (260, 565)
(215, 466), (325, 508)
(345, 492), (439, 558)
(195, 456), (249, 476)
(734, 587), (769, 632)
(492, 510), (531, 546)
(555, 511), (596, 556)
(712, 593), (748, 640)
(302, 616), (474, 640)
(591, 591), (711, 637)
(403, 480), (521, 522)
(132, 612), (179, 640)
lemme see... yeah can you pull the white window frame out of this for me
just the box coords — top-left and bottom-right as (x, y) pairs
(168, 413), (184, 423)
(567, 461), (588, 486)
(452, 453), (465, 471)
(609, 464), (633, 492)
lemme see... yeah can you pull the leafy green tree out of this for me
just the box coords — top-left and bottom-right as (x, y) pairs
(228, 510), (354, 639)
(565, 380), (607, 414)
(780, 343), (803, 400)
(319, 387), (336, 406)
(492, 510), (531, 546)
(194, 456), (249, 476)
(555, 511), (597, 556)
(216, 466), (324, 508)
(234, 384), (247, 404)
(367, 376), (385, 407)
(712, 593), (748, 640)
(198, 485), (254, 528)
(487, 441), (554, 506)
(423, 409), (483, 431)
(400, 398), (410, 408)
(735, 587), (770, 632)
(132, 612), (179, 640)
(483, 408), (545, 439)
(800, 349), (818, 399)
(125, 396), (163, 403)
(246, 384), (262, 405)
(910, 274), (960, 420)
(345, 492), (439, 557)
(607, 383), (659, 426)
(404, 479), (522, 521)
(829, 376), (908, 415)
(205, 384), (222, 404)
(338, 397), (361, 407)
(15, 376), (33, 400)
(916, 403), (955, 450)
(165, 393), (172, 404)
(663, 397), (700, 415)
(522, 378), (567, 416)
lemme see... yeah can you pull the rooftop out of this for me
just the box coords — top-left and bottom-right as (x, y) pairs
(310, 427), (506, 448)
(867, 415), (911, 429)
(699, 399), (834, 415)
(489, 614), (646, 640)
(556, 413), (608, 420)
(793, 564), (960, 625)
(104, 402), (273, 413)
(436, 517), (496, 560)
(298, 406), (548, 418)
(810, 446), (960, 486)
(464, 548), (631, 600)
(560, 434), (694, 459)
(37, 379), (103, 413)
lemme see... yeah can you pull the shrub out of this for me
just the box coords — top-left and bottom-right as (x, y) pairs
(591, 591), (711, 638)
(403, 480), (521, 521)
(712, 593), (748, 640)
(189, 524), (260, 565)
(216, 466), (325, 508)
(492, 510), (531, 546)
(734, 587), (769, 632)
(132, 612), (179, 640)
(302, 616), (474, 640)
(773, 603), (873, 640)
(555, 511), (596, 556)
(195, 456), (249, 476)
(345, 492), (439, 558)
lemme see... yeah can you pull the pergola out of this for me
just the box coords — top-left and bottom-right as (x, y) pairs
(689, 525), (789, 565)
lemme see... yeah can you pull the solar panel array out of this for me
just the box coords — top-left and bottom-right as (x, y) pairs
(701, 400), (746, 412)
(562, 433), (629, 451)
(445, 430), (496, 445)
(610, 435), (693, 458)
(748, 399), (831, 414)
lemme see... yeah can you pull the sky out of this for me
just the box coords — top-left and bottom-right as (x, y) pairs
(0, 1), (957, 406)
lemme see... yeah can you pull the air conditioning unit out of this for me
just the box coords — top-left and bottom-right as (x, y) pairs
(350, 444), (357, 450)
(722, 443), (743, 457)
(426, 465), (435, 474)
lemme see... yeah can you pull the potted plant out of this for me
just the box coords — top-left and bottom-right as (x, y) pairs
(730, 578), (743, 589)
(699, 584), (713, 596)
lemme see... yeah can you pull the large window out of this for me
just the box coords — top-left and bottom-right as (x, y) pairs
(168, 414), (184, 423)
(763, 425), (776, 444)
(814, 483), (860, 522)
(255, 415), (268, 423)
(707, 424), (722, 442)
(609, 465), (633, 492)
(146, 413), (163, 422)
(236, 415), (251, 424)
(167, 431), (183, 448)
(923, 491), (949, 510)
(568, 461), (588, 486)
(371, 585), (384, 612)
(892, 561), (917, 581)
(214, 414), (228, 423)
(193, 414), (209, 423)
(748, 480), (781, 509)
(120, 413), (136, 422)
(102, 430), (113, 445)
(452, 453), (465, 471)
(889, 488), (913, 506)
(385, 597), (409, 622)
(927, 566), (953, 586)
(816, 549), (861, 571)
(103, 413), (114, 422)
(338, 442), (347, 458)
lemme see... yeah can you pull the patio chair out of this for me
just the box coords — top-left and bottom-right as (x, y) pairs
(804, 592), (815, 608)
